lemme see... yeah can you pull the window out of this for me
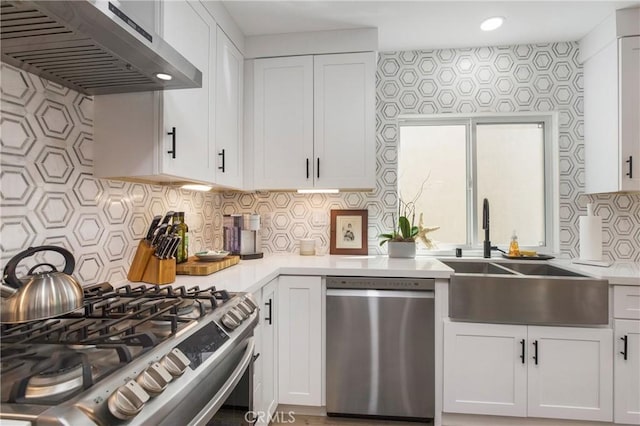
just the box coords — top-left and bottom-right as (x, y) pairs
(398, 115), (556, 252)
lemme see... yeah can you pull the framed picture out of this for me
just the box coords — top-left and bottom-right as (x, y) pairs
(330, 209), (368, 255)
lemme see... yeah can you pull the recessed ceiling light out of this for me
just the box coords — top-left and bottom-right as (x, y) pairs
(480, 16), (505, 32)
(156, 73), (173, 81)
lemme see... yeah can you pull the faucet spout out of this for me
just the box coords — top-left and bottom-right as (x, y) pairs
(483, 198), (491, 258)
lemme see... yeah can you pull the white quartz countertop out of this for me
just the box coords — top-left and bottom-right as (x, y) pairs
(549, 259), (640, 286)
(115, 253), (640, 293)
(117, 254), (454, 293)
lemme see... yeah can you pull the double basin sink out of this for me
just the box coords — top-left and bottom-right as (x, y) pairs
(442, 259), (608, 326)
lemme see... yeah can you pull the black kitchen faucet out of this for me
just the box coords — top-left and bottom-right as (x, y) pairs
(483, 198), (491, 258)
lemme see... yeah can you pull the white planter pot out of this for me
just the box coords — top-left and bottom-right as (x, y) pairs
(387, 241), (416, 258)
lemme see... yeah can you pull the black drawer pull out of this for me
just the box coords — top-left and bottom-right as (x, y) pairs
(317, 157), (320, 179)
(520, 339), (525, 364)
(306, 158), (309, 179)
(533, 340), (539, 365)
(621, 335), (628, 361)
(167, 127), (176, 159)
(264, 299), (272, 325)
(626, 156), (633, 179)
(218, 149), (225, 173)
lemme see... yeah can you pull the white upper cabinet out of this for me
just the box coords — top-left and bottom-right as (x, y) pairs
(94, 0), (216, 184)
(314, 53), (376, 189)
(581, 8), (640, 194)
(251, 52), (376, 190)
(253, 56), (314, 189)
(215, 25), (244, 189)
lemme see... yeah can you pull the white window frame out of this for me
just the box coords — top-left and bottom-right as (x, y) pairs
(397, 112), (560, 256)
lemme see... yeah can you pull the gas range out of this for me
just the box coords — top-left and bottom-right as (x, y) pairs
(0, 282), (259, 425)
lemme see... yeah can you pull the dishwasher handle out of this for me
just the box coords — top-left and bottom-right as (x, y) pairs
(326, 289), (434, 299)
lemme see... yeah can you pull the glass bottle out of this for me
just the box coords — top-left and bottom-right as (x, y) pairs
(508, 230), (520, 257)
(173, 212), (189, 263)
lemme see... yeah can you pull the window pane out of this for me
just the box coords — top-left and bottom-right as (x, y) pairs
(476, 123), (545, 247)
(399, 125), (467, 245)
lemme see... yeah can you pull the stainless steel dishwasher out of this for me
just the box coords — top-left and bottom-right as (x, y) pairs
(326, 276), (435, 422)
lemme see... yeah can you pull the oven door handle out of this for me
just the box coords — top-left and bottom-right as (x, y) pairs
(188, 337), (255, 426)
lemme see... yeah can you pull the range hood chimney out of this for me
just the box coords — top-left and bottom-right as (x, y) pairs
(0, 0), (202, 95)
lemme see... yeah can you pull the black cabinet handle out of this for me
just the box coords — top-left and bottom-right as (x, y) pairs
(317, 158), (320, 179)
(621, 335), (628, 361)
(306, 158), (309, 179)
(264, 299), (272, 325)
(167, 127), (176, 159)
(626, 156), (633, 179)
(520, 339), (525, 364)
(533, 340), (539, 365)
(218, 149), (225, 173)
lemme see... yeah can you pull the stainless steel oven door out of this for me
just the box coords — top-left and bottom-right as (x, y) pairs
(187, 336), (255, 426)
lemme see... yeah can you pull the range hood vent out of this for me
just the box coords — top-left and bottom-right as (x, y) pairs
(0, 0), (202, 95)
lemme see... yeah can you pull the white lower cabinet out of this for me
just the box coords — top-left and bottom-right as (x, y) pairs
(277, 276), (322, 406)
(615, 319), (640, 425)
(443, 321), (528, 416)
(527, 326), (613, 422)
(443, 321), (613, 422)
(253, 278), (278, 426)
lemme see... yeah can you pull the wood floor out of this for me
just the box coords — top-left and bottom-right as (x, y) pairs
(272, 415), (432, 425)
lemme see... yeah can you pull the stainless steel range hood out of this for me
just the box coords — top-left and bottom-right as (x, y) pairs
(0, 0), (202, 95)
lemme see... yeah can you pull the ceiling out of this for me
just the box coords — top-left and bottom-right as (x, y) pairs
(221, 1), (640, 51)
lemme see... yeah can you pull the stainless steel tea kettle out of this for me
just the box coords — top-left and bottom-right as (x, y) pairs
(1, 245), (83, 323)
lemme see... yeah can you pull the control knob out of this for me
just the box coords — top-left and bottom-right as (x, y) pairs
(233, 305), (249, 320)
(241, 297), (258, 311)
(161, 348), (191, 377)
(221, 310), (242, 330)
(136, 362), (173, 395)
(236, 301), (254, 315)
(108, 380), (150, 420)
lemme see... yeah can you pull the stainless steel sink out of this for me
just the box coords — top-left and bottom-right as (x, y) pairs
(442, 259), (608, 326)
(441, 261), (514, 275)
(494, 262), (587, 277)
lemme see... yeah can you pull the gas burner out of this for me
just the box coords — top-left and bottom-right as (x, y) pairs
(25, 364), (85, 399)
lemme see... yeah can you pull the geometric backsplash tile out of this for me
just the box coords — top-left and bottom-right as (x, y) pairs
(1, 63), (218, 285)
(1, 39), (639, 282)
(222, 43), (640, 261)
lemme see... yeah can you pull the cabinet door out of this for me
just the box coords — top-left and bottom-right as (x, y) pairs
(261, 279), (278, 423)
(615, 320), (640, 425)
(277, 276), (322, 406)
(584, 39), (619, 194)
(619, 35), (640, 192)
(215, 26), (244, 189)
(443, 321), (527, 417)
(527, 326), (613, 422)
(314, 52), (376, 189)
(161, 0), (214, 183)
(254, 56), (314, 190)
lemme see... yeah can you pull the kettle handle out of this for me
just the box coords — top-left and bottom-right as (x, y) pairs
(3, 246), (75, 289)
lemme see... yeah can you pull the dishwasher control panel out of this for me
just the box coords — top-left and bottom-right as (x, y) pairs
(326, 276), (435, 290)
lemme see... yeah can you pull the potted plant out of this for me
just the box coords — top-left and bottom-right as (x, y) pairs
(379, 179), (439, 258)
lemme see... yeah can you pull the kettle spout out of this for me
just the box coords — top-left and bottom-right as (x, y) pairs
(1, 283), (17, 297)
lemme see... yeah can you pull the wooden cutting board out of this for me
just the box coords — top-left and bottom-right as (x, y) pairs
(175, 255), (240, 275)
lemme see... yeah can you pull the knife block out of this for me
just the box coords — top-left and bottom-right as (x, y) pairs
(141, 256), (176, 285)
(127, 240), (176, 284)
(127, 240), (155, 282)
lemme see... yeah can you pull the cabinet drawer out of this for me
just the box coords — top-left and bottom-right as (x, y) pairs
(614, 286), (640, 319)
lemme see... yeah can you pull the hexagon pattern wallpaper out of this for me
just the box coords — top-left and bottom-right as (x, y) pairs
(1, 40), (639, 287)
